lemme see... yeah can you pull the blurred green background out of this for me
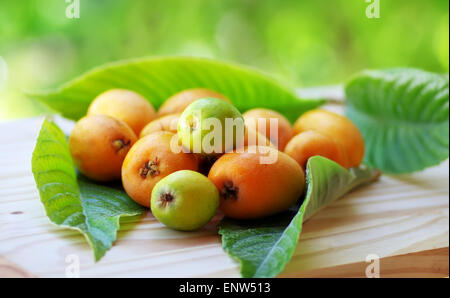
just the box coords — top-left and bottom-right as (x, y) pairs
(0, 0), (448, 120)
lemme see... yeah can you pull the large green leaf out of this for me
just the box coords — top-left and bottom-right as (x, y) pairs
(345, 68), (449, 174)
(31, 119), (145, 261)
(218, 157), (379, 278)
(29, 57), (324, 122)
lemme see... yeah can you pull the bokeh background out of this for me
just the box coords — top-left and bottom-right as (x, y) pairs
(0, 0), (448, 120)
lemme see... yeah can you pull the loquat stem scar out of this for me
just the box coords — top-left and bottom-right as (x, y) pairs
(159, 193), (174, 208)
(221, 180), (239, 200)
(112, 138), (131, 153)
(139, 157), (161, 178)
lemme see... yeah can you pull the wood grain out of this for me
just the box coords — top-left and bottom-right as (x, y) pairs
(0, 255), (35, 278)
(282, 247), (449, 278)
(0, 116), (448, 278)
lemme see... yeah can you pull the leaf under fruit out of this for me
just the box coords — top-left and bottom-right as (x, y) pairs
(31, 119), (145, 261)
(219, 157), (379, 278)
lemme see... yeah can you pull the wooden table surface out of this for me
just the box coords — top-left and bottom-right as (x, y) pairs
(0, 115), (448, 278)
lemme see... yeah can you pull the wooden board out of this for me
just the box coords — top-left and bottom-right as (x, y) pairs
(0, 115), (448, 278)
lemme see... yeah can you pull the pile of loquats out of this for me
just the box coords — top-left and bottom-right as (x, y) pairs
(69, 88), (365, 231)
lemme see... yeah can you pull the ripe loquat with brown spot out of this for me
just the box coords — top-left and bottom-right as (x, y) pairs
(69, 114), (137, 182)
(121, 131), (198, 208)
(208, 146), (305, 219)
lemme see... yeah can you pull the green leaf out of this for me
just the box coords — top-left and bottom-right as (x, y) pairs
(345, 68), (449, 174)
(31, 119), (145, 261)
(28, 57), (324, 122)
(219, 157), (379, 278)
